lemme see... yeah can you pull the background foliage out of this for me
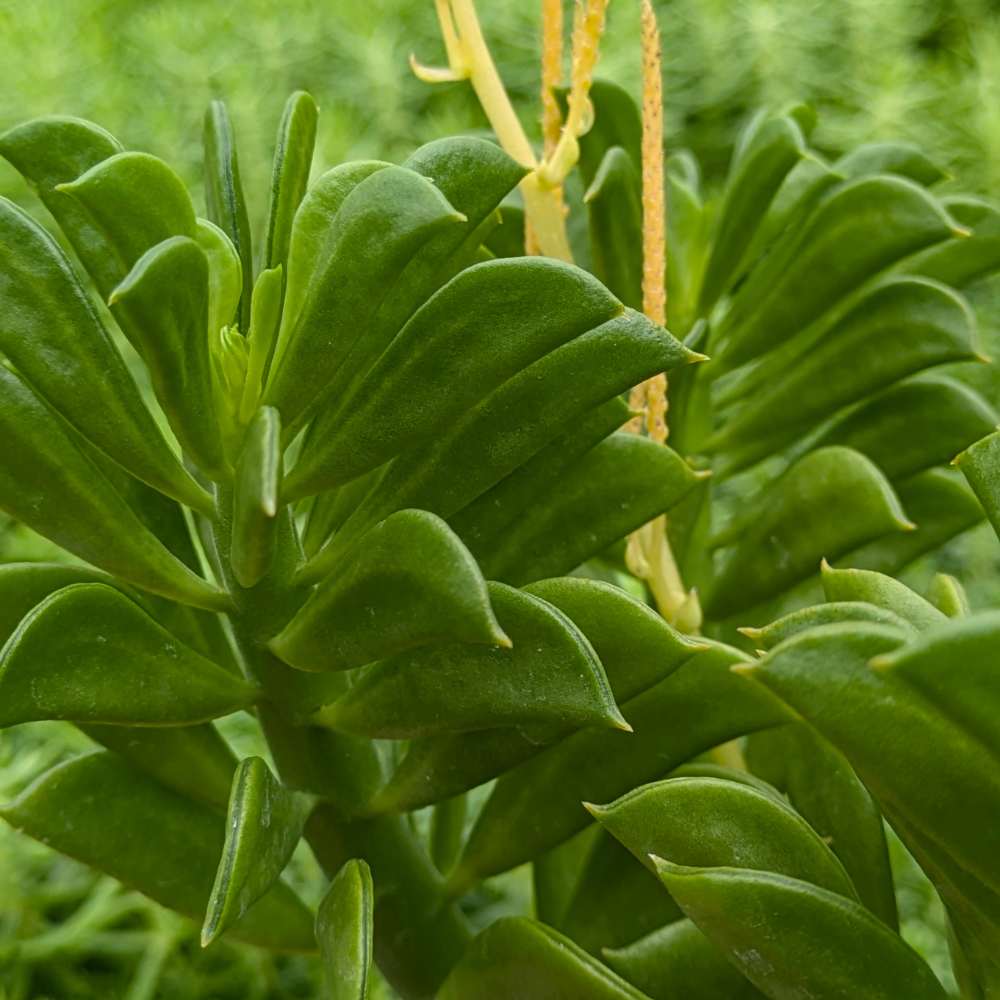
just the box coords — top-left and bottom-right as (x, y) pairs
(2, 0), (1000, 996)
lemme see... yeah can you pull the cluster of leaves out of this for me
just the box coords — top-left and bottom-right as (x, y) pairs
(2, 47), (1000, 1000)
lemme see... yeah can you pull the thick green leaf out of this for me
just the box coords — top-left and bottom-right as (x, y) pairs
(196, 217), (243, 338)
(435, 917), (649, 1000)
(312, 581), (625, 739)
(557, 829), (686, 955)
(841, 466), (984, 576)
(203, 101), (254, 332)
(301, 309), (700, 584)
(588, 776), (857, 900)
(741, 622), (1000, 902)
(57, 150), (196, 272)
(741, 601), (914, 650)
(573, 81), (642, 187)
(203, 756), (315, 945)
(925, 572), (970, 617)
(704, 447), (913, 619)
(902, 195), (1000, 288)
(813, 375), (998, 481)
(285, 258), (622, 500)
(264, 165), (464, 425)
(316, 858), (373, 1000)
(109, 236), (226, 480)
(744, 722), (899, 928)
(666, 159), (712, 338)
(368, 578), (706, 814)
(263, 92), (319, 279)
(873, 610), (1000, 761)
(956, 430), (1000, 542)
(835, 142), (946, 185)
(654, 863), (947, 999)
(80, 722), (237, 811)
(478, 435), (704, 586)
(712, 175), (962, 370)
(585, 146), (643, 309)
(240, 265), (286, 424)
(710, 277), (980, 458)
(430, 794), (467, 875)
(603, 919), (766, 1000)
(271, 508), (507, 673)
(0, 583), (256, 727)
(0, 364), (230, 611)
(450, 397), (630, 556)
(820, 562), (946, 630)
(0, 751), (316, 952)
(445, 642), (794, 892)
(698, 114), (804, 309)
(0, 115), (124, 295)
(0, 197), (213, 515)
(231, 406), (281, 589)
(302, 468), (384, 560)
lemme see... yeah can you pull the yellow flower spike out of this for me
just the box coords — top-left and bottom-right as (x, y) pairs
(414, 0), (574, 261)
(537, 0), (608, 190)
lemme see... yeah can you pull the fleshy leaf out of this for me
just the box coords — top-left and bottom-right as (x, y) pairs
(231, 406), (281, 589)
(316, 858), (374, 1000)
(820, 562), (947, 630)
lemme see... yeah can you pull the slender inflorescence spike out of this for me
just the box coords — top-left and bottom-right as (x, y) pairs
(527, 0), (567, 255)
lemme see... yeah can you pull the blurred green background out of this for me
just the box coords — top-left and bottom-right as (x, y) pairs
(2, 0), (1000, 995)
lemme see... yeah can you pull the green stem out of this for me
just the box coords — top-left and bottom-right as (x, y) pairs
(211, 488), (470, 999)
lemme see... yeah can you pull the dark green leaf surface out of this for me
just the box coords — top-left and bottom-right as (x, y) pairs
(0, 751), (316, 952)
(713, 175), (961, 370)
(0, 365), (230, 611)
(0, 115), (124, 296)
(264, 165), (464, 424)
(478, 434), (704, 586)
(231, 406), (281, 589)
(203, 101), (254, 331)
(284, 258), (622, 500)
(655, 863), (947, 999)
(902, 195), (1000, 288)
(313, 581), (625, 739)
(110, 235), (226, 480)
(813, 376), (998, 481)
(956, 430), (1000, 542)
(302, 310), (700, 584)
(0, 197), (213, 515)
(0, 583), (257, 727)
(316, 857), (373, 1000)
(446, 642), (794, 891)
(588, 777), (857, 899)
(704, 447), (913, 618)
(820, 563), (947, 630)
(435, 917), (650, 1000)
(271, 508), (506, 673)
(203, 756), (315, 945)
(603, 919), (766, 1000)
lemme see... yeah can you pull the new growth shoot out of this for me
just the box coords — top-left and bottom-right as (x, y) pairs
(412, 0), (608, 261)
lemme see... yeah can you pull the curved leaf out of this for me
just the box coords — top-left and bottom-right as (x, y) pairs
(109, 235), (226, 480)
(0, 197), (213, 514)
(478, 434), (704, 586)
(835, 141), (946, 186)
(0, 751), (315, 952)
(203, 101), (254, 332)
(271, 508), (507, 673)
(445, 642), (794, 892)
(956, 429), (1000, 542)
(436, 917), (649, 1000)
(312, 581), (626, 739)
(0, 583), (257, 727)
(712, 175), (962, 370)
(588, 776), (857, 899)
(203, 756), (315, 945)
(285, 258), (622, 500)
(820, 562), (946, 630)
(740, 601), (914, 651)
(704, 447), (914, 619)
(196, 217), (243, 337)
(264, 165), (464, 424)
(925, 572), (970, 618)
(316, 858), (373, 1000)
(603, 918), (766, 1000)
(231, 406), (281, 589)
(654, 863), (947, 999)
(902, 195), (1000, 288)
(0, 365), (230, 611)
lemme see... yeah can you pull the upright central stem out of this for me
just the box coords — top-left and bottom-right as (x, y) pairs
(211, 490), (470, 1000)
